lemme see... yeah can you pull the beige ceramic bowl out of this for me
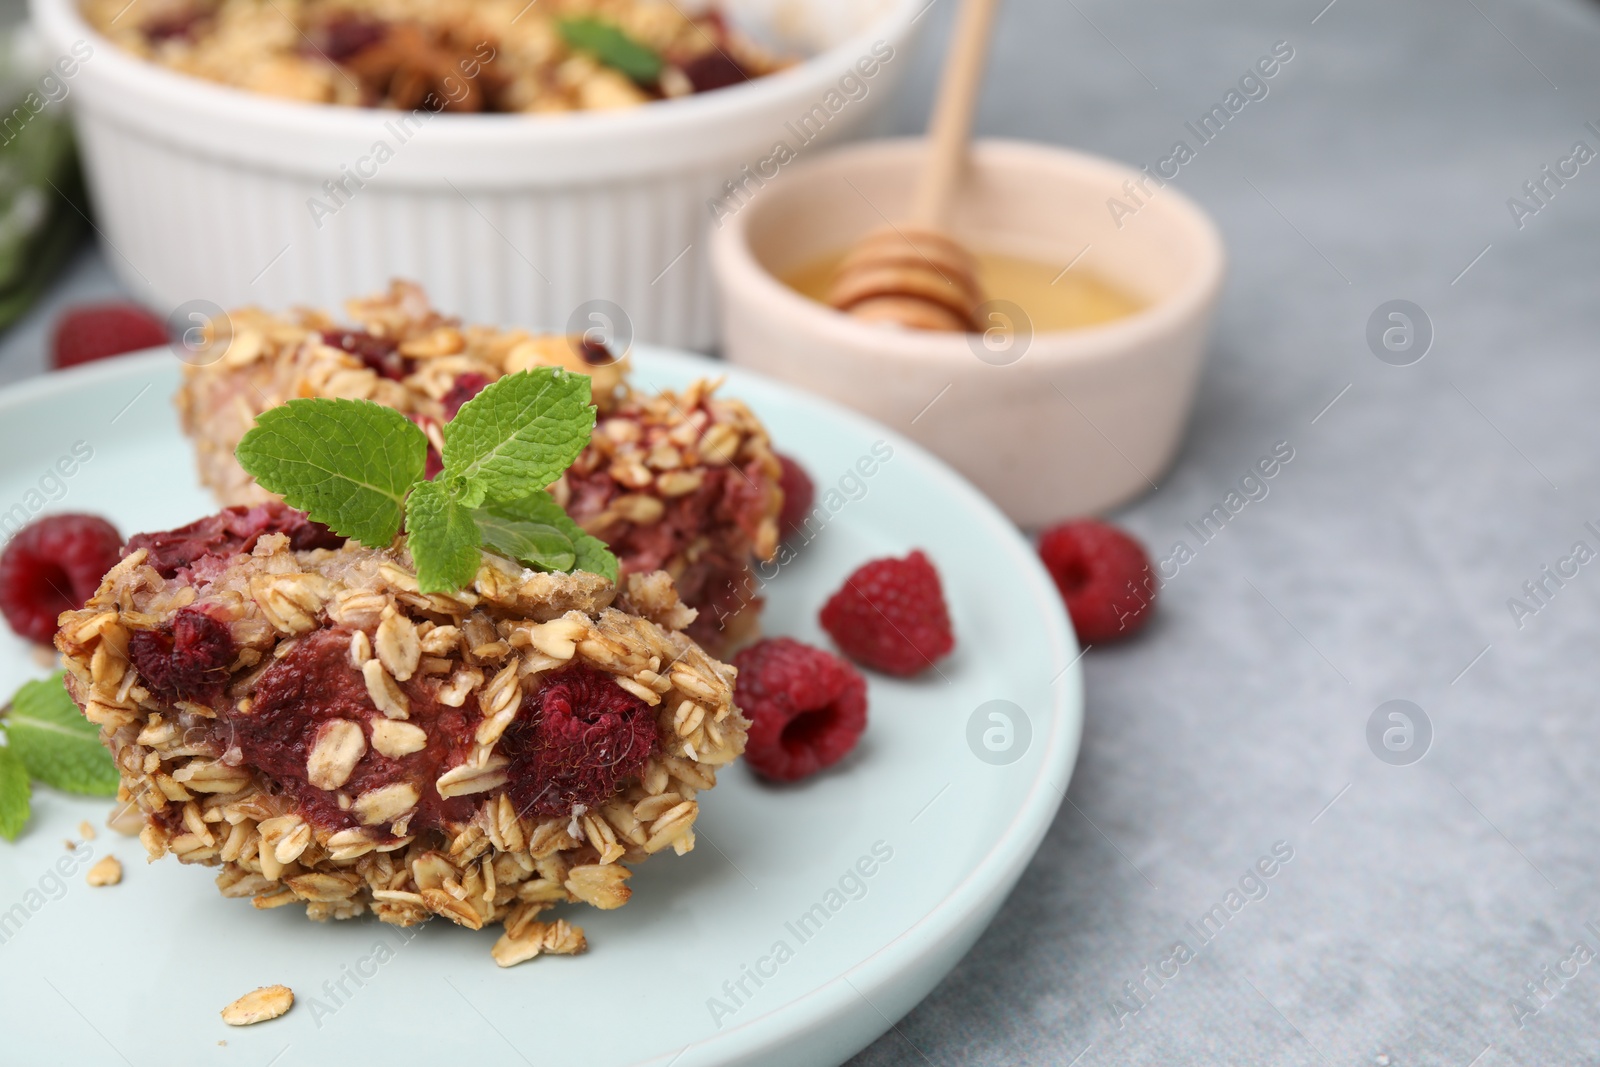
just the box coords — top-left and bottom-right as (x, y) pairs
(710, 138), (1226, 526)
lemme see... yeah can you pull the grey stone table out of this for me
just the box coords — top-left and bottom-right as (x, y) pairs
(8, 0), (1600, 1063)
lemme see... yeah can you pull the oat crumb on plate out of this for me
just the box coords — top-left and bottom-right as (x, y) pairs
(78, 820), (97, 841)
(85, 855), (122, 886)
(221, 985), (294, 1026)
(106, 801), (144, 836)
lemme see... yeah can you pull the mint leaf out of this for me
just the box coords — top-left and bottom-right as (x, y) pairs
(0, 751), (29, 844)
(405, 479), (483, 594)
(237, 398), (427, 547)
(558, 17), (663, 84)
(442, 369), (595, 503)
(7, 673), (118, 797)
(474, 508), (576, 573)
(485, 491), (618, 583)
(0, 747), (30, 841)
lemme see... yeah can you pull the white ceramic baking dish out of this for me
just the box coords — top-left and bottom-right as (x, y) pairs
(30, 0), (922, 349)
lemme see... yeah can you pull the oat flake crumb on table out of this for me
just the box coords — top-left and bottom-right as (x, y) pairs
(220, 985), (295, 1027)
(85, 855), (121, 886)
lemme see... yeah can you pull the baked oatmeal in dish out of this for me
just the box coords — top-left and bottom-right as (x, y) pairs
(55, 503), (747, 965)
(80, 0), (792, 111)
(177, 282), (783, 656)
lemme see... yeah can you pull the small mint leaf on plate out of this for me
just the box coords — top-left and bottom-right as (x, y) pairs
(0, 747), (31, 842)
(237, 398), (427, 547)
(474, 508), (576, 573)
(6, 673), (117, 797)
(405, 479), (483, 594)
(557, 17), (664, 85)
(442, 369), (595, 504)
(484, 490), (618, 584)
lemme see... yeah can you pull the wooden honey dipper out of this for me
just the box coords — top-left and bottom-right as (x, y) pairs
(827, 0), (1001, 332)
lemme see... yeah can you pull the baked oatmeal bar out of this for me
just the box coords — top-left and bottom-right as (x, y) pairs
(81, 0), (789, 112)
(177, 282), (782, 656)
(55, 502), (747, 964)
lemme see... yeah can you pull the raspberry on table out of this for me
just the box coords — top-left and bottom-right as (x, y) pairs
(1037, 519), (1156, 643)
(733, 638), (867, 782)
(0, 514), (124, 644)
(51, 303), (169, 370)
(775, 453), (815, 542)
(819, 550), (955, 676)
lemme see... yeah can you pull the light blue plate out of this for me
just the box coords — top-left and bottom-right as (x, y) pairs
(0, 348), (1082, 1067)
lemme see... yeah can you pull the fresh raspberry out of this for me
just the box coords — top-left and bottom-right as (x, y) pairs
(775, 453), (815, 541)
(819, 550), (954, 676)
(0, 514), (123, 644)
(51, 304), (168, 370)
(733, 638), (867, 782)
(441, 372), (491, 420)
(128, 607), (237, 703)
(503, 665), (660, 817)
(1038, 520), (1157, 643)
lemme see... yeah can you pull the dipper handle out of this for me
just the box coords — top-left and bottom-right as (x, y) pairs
(910, 0), (1002, 229)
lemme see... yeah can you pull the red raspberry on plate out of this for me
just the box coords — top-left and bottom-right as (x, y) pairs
(775, 453), (815, 542)
(819, 550), (954, 676)
(0, 514), (124, 644)
(51, 303), (168, 370)
(1037, 519), (1156, 643)
(733, 638), (867, 782)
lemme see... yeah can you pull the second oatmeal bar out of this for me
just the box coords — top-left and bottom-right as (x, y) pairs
(176, 282), (782, 656)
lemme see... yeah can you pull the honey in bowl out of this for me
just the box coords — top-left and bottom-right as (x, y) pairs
(783, 250), (1143, 333)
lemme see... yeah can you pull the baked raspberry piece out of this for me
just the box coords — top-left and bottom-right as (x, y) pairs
(0, 514), (123, 644)
(51, 303), (168, 370)
(502, 665), (661, 817)
(1038, 520), (1156, 643)
(733, 638), (866, 782)
(128, 607), (236, 703)
(441, 372), (491, 420)
(123, 501), (342, 580)
(775, 453), (815, 542)
(323, 329), (411, 381)
(819, 550), (954, 676)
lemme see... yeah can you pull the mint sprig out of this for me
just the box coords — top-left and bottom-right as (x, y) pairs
(478, 490), (619, 584)
(442, 367), (596, 505)
(236, 398), (427, 546)
(557, 17), (664, 85)
(8, 675), (119, 797)
(0, 748), (31, 843)
(235, 368), (620, 593)
(0, 672), (121, 842)
(405, 479), (483, 594)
